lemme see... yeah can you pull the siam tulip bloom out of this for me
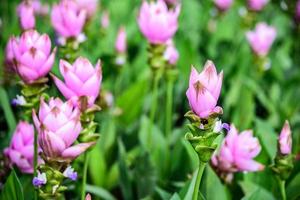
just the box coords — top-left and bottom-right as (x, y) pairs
(5, 37), (15, 70)
(212, 124), (264, 176)
(32, 0), (49, 16)
(296, 0), (300, 23)
(101, 11), (110, 29)
(115, 27), (127, 54)
(164, 0), (178, 5)
(247, 0), (268, 11)
(213, 0), (233, 12)
(279, 120), (292, 155)
(51, 57), (102, 108)
(51, 0), (86, 38)
(32, 97), (95, 161)
(86, 194), (92, 200)
(246, 22), (276, 57)
(137, 0), (180, 44)
(163, 40), (179, 65)
(4, 121), (36, 173)
(17, 1), (35, 30)
(75, 0), (98, 18)
(11, 30), (56, 83)
(186, 60), (223, 118)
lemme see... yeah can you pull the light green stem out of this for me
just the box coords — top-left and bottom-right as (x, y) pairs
(165, 78), (174, 138)
(81, 153), (90, 200)
(34, 130), (38, 200)
(277, 177), (286, 200)
(192, 161), (206, 200)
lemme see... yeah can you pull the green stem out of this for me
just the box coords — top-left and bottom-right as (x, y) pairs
(81, 152), (90, 200)
(165, 78), (174, 138)
(33, 129), (38, 200)
(192, 161), (206, 200)
(277, 177), (286, 200)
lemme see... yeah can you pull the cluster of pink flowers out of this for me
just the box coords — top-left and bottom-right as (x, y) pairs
(213, 0), (268, 12)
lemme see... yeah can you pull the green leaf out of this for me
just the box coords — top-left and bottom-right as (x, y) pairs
(85, 184), (116, 200)
(286, 173), (300, 200)
(0, 170), (24, 200)
(239, 181), (276, 200)
(170, 193), (182, 200)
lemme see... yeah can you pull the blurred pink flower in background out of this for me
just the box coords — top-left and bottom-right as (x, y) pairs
(11, 30), (56, 83)
(247, 0), (268, 11)
(137, 0), (180, 44)
(246, 22), (276, 57)
(17, 1), (35, 30)
(115, 26), (127, 53)
(101, 11), (110, 29)
(163, 40), (179, 65)
(32, 0), (49, 16)
(52, 57), (102, 108)
(279, 121), (292, 155)
(186, 60), (223, 118)
(75, 0), (98, 19)
(212, 124), (264, 180)
(4, 121), (36, 173)
(51, 0), (86, 38)
(164, 0), (178, 5)
(214, 0), (233, 12)
(5, 37), (15, 70)
(33, 98), (94, 160)
(296, 0), (300, 23)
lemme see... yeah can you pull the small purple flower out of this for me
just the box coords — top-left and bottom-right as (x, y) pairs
(63, 166), (77, 181)
(32, 172), (47, 187)
(12, 95), (27, 106)
(213, 121), (230, 133)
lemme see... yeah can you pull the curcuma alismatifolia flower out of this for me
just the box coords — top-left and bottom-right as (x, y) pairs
(213, 0), (233, 12)
(296, 0), (300, 23)
(75, 0), (98, 19)
(115, 27), (127, 54)
(11, 30), (56, 83)
(211, 124), (264, 182)
(51, 0), (86, 38)
(17, 1), (35, 30)
(5, 37), (15, 70)
(4, 121), (38, 173)
(51, 57), (102, 108)
(279, 120), (292, 155)
(32, 97), (95, 161)
(137, 0), (180, 44)
(186, 60), (223, 119)
(101, 11), (110, 29)
(247, 0), (268, 11)
(246, 22), (276, 57)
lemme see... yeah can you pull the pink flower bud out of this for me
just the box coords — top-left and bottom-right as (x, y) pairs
(246, 22), (276, 57)
(186, 60), (223, 118)
(51, 0), (86, 38)
(75, 0), (98, 18)
(164, 40), (179, 65)
(11, 30), (56, 83)
(214, 0), (233, 12)
(115, 27), (127, 53)
(32, 0), (49, 16)
(5, 37), (15, 71)
(32, 98), (94, 160)
(296, 0), (300, 23)
(4, 121), (35, 173)
(212, 124), (264, 173)
(279, 120), (292, 155)
(137, 0), (180, 44)
(17, 1), (35, 30)
(101, 11), (110, 29)
(247, 0), (268, 11)
(52, 57), (102, 108)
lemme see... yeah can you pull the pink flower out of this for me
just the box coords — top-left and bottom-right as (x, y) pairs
(115, 27), (127, 53)
(32, 98), (94, 160)
(4, 121), (35, 173)
(164, 0), (178, 5)
(164, 40), (179, 65)
(186, 60), (223, 118)
(246, 22), (276, 57)
(212, 124), (264, 173)
(248, 0), (268, 11)
(137, 0), (180, 44)
(101, 11), (110, 29)
(51, 0), (86, 38)
(75, 0), (98, 18)
(11, 30), (56, 83)
(5, 37), (15, 71)
(296, 0), (300, 23)
(214, 0), (233, 12)
(279, 120), (292, 155)
(17, 1), (35, 30)
(32, 0), (49, 16)
(51, 57), (102, 108)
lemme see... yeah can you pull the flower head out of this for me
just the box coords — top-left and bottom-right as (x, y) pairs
(296, 0), (300, 23)
(101, 11), (110, 29)
(137, 0), (180, 44)
(11, 30), (56, 83)
(51, 57), (102, 108)
(51, 0), (86, 38)
(32, 97), (94, 161)
(75, 0), (98, 18)
(186, 60), (223, 118)
(247, 0), (268, 11)
(4, 121), (36, 173)
(115, 26), (127, 54)
(246, 22), (276, 57)
(17, 1), (35, 30)
(279, 120), (292, 155)
(5, 37), (15, 70)
(214, 0), (233, 12)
